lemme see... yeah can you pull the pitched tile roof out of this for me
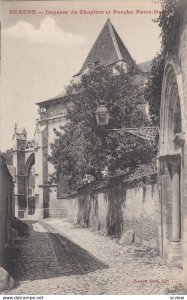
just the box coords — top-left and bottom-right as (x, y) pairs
(75, 161), (157, 195)
(123, 161), (157, 183)
(137, 61), (152, 73)
(78, 18), (135, 75)
(37, 19), (150, 107)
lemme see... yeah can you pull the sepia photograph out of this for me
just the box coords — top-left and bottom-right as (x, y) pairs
(0, 0), (187, 297)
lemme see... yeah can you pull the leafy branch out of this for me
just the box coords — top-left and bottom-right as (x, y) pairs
(49, 65), (156, 189)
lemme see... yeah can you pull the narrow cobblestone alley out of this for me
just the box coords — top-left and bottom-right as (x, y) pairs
(3, 219), (185, 295)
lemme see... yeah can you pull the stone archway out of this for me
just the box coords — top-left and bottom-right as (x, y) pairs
(159, 55), (185, 266)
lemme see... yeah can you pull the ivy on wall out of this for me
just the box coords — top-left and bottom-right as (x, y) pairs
(106, 183), (126, 237)
(145, 0), (182, 126)
(76, 186), (125, 237)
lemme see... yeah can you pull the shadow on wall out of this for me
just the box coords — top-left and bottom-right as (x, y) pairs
(70, 175), (158, 249)
(5, 221), (108, 282)
(76, 184), (126, 238)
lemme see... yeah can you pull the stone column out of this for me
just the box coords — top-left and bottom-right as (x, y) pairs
(172, 161), (181, 242)
(183, 215), (187, 289)
(159, 159), (172, 260)
(14, 196), (19, 218)
(25, 175), (29, 217)
(168, 158), (182, 266)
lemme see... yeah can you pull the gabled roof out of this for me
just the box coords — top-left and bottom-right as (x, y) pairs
(78, 18), (135, 75)
(36, 89), (66, 107)
(37, 19), (144, 107)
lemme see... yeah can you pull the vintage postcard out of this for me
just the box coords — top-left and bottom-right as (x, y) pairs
(0, 0), (187, 297)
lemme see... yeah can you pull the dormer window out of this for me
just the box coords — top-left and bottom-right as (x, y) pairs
(94, 60), (100, 67)
(40, 107), (46, 113)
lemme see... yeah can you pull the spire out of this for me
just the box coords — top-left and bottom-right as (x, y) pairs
(78, 18), (135, 75)
(14, 123), (17, 133)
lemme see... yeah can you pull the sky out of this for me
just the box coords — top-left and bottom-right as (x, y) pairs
(0, 0), (161, 151)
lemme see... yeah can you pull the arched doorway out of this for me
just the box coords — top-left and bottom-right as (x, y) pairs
(25, 153), (36, 217)
(159, 56), (185, 266)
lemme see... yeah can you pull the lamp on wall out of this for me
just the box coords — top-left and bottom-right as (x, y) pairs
(95, 104), (159, 141)
(95, 103), (110, 126)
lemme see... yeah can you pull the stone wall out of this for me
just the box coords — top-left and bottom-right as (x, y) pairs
(123, 181), (158, 248)
(158, 2), (187, 288)
(66, 173), (158, 248)
(178, 3), (187, 288)
(0, 155), (15, 267)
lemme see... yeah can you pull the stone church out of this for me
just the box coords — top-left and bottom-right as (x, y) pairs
(13, 18), (149, 220)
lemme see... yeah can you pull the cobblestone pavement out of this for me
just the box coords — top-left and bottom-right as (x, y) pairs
(3, 219), (186, 295)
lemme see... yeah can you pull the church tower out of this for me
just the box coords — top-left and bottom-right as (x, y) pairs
(76, 18), (136, 75)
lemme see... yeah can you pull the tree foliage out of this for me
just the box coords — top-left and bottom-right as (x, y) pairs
(145, 54), (165, 126)
(49, 65), (156, 189)
(145, 0), (181, 125)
